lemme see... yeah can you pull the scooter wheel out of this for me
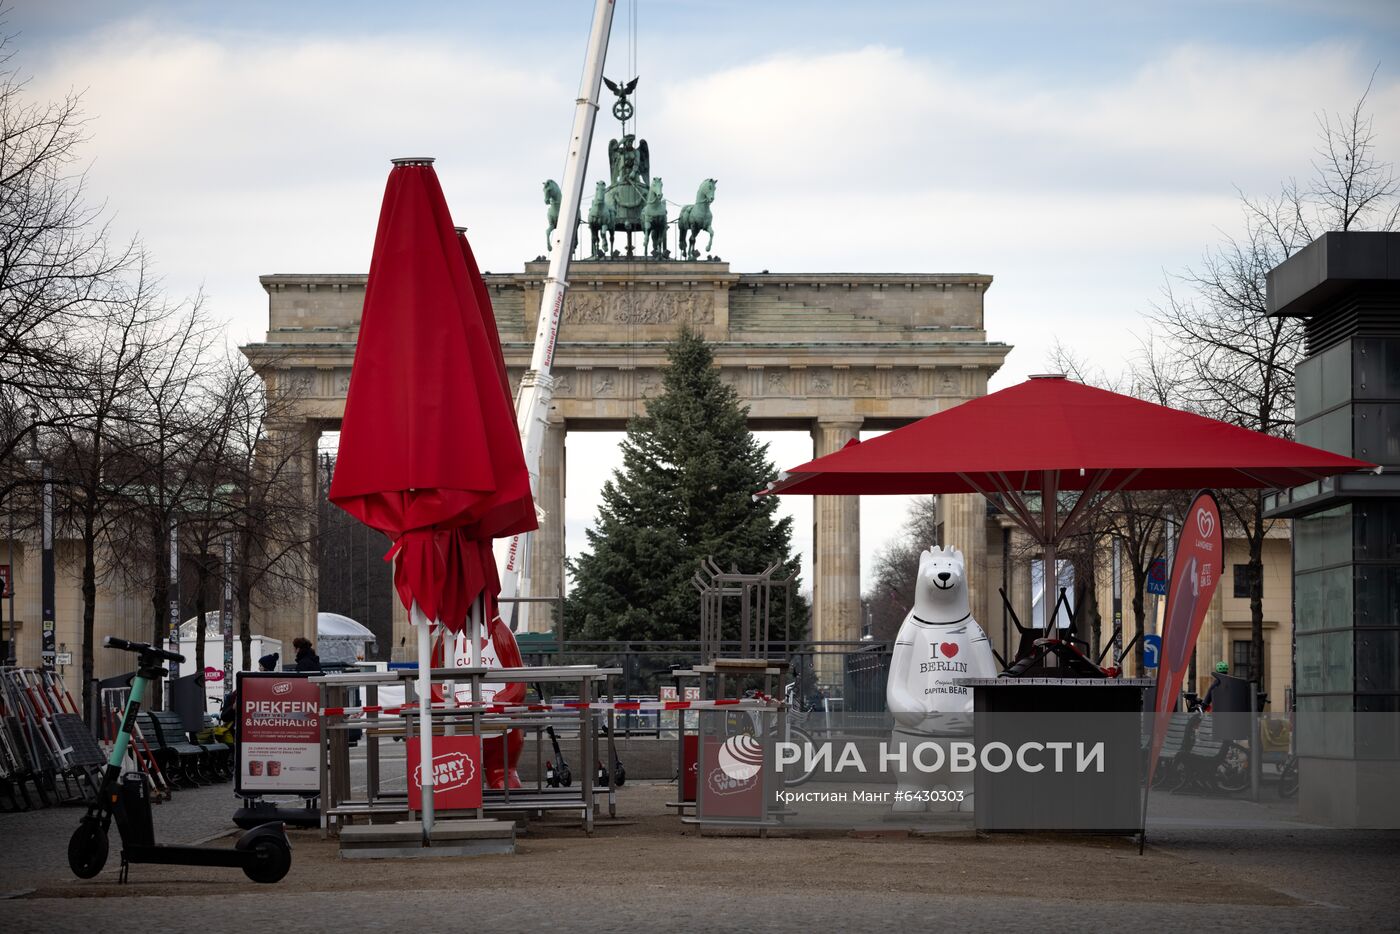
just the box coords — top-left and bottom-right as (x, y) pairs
(68, 819), (108, 879)
(559, 766), (572, 788)
(241, 835), (292, 884)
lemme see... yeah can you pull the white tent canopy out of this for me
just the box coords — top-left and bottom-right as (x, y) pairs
(179, 611), (374, 640)
(315, 612), (377, 664)
(177, 613), (233, 640)
(178, 612), (375, 667)
(317, 612), (375, 640)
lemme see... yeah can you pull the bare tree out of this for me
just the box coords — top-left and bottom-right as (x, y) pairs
(50, 258), (171, 716)
(103, 300), (220, 703)
(863, 497), (938, 641)
(1150, 86), (1398, 690)
(0, 32), (132, 488)
(180, 355), (257, 677)
(220, 361), (316, 671)
(1311, 73), (1400, 234)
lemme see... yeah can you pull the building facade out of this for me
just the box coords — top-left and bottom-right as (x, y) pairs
(240, 259), (1012, 657)
(1265, 231), (1400, 826)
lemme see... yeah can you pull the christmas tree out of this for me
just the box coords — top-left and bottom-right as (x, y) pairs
(566, 329), (806, 642)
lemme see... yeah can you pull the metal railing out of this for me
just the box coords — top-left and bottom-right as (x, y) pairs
(514, 639), (894, 712)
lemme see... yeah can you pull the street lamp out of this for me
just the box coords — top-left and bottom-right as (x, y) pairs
(1, 513), (11, 666)
(1, 462), (15, 665)
(24, 409), (56, 672)
(26, 465), (56, 671)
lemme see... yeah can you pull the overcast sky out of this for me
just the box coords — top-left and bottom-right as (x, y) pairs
(11, 1), (1399, 595)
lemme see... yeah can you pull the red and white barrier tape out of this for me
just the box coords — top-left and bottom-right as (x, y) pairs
(322, 695), (779, 718)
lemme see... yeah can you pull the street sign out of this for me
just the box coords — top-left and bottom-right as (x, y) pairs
(1143, 634), (1162, 669)
(55, 651), (73, 666)
(1146, 557), (1168, 595)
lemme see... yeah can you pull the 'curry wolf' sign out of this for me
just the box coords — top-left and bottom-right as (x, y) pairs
(886, 546), (997, 811)
(407, 736), (482, 811)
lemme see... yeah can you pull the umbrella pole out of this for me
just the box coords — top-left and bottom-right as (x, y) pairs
(470, 594), (483, 669)
(1042, 473), (1059, 641)
(412, 601), (435, 843)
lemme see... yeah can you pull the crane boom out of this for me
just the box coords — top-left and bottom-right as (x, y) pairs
(499, 0), (616, 630)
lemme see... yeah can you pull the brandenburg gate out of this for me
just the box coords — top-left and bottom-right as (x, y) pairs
(241, 260), (1011, 653)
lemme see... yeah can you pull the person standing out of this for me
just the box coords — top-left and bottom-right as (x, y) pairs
(219, 653), (279, 726)
(292, 637), (321, 672)
(1203, 660), (1229, 710)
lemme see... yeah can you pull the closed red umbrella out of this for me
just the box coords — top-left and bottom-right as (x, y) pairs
(456, 228), (537, 555)
(329, 158), (535, 837)
(443, 227), (534, 788)
(763, 374), (1373, 636)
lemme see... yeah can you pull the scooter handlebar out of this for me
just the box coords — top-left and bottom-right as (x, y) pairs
(103, 636), (186, 664)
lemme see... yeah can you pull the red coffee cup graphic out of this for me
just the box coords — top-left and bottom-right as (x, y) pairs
(268, 761), (282, 777)
(249, 760), (264, 776)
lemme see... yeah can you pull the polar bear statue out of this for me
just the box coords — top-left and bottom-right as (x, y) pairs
(886, 545), (998, 811)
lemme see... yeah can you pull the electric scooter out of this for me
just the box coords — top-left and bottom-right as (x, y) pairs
(68, 637), (292, 884)
(544, 726), (572, 788)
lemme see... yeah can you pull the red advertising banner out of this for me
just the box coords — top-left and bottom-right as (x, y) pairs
(1147, 490), (1224, 784)
(407, 736), (483, 811)
(236, 672), (321, 796)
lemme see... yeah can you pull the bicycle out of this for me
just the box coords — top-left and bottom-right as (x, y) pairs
(729, 681), (819, 787)
(1180, 691), (1251, 795)
(1277, 753), (1299, 798)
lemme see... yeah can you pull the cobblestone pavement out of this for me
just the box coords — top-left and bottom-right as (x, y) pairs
(3, 766), (1397, 933)
(0, 776), (245, 893)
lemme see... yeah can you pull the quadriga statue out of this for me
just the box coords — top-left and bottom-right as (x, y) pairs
(886, 545), (997, 811)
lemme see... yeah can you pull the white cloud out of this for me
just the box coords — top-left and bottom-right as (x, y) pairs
(22, 22), (1400, 593)
(29, 22), (573, 342)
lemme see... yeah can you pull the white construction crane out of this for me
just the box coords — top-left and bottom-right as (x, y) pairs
(498, 0), (617, 631)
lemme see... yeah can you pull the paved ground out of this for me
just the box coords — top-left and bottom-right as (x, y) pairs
(4, 762), (1398, 934)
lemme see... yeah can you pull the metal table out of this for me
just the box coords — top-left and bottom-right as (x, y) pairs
(315, 665), (620, 836)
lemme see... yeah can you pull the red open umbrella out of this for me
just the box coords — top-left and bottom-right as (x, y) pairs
(763, 374), (1373, 636)
(329, 158), (535, 836)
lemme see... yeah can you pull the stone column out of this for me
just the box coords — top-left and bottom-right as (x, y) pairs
(527, 418), (566, 633)
(1010, 528), (1035, 643)
(811, 418), (862, 683)
(941, 492), (988, 626)
(390, 594), (411, 662)
(302, 425), (321, 645)
(255, 420), (320, 657)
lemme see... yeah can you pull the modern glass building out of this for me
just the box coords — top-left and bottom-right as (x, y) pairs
(1266, 231), (1400, 825)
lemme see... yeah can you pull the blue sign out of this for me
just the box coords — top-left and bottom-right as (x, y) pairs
(1146, 557), (1168, 595)
(1143, 634), (1162, 669)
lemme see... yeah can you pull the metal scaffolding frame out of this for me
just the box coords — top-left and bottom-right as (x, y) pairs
(691, 558), (795, 663)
